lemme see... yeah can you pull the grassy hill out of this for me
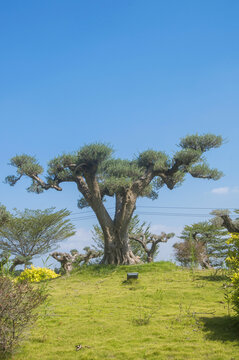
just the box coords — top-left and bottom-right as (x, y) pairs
(13, 262), (238, 360)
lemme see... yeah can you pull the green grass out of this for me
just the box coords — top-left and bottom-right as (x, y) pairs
(11, 262), (239, 360)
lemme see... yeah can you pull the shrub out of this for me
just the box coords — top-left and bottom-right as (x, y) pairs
(0, 276), (47, 355)
(231, 271), (239, 316)
(226, 233), (239, 317)
(17, 265), (60, 283)
(226, 233), (239, 270)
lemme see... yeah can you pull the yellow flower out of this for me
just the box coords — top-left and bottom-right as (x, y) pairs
(16, 266), (60, 283)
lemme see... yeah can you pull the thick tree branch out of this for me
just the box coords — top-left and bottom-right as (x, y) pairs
(31, 175), (63, 191)
(211, 212), (239, 233)
(129, 232), (174, 262)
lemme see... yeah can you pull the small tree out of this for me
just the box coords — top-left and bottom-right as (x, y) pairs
(0, 208), (75, 270)
(129, 231), (174, 263)
(173, 222), (229, 268)
(6, 134), (223, 264)
(51, 247), (103, 274)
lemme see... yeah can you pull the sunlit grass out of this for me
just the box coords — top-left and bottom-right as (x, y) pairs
(12, 262), (239, 360)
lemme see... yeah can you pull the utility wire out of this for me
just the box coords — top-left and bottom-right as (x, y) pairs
(70, 205), (238, 216)
(70, 212), (238, 222)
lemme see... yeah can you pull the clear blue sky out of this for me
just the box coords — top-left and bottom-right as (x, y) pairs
(1, 1), (239, 264)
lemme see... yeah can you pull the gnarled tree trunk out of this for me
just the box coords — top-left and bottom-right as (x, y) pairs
(100, 227), (141, 265)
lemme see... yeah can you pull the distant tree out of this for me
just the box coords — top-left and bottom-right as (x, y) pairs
(51, 247), (103, 274)
(0, 208), (75, 270)
(173, 222), (229, 268)
(129, 231), (174, 263)
(6, 134), (223, 264)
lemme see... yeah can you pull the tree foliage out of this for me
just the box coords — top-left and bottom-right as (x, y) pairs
(6, 135), (223, 200)
(0, 205), (10, 227)
(0, 208), (75, 269)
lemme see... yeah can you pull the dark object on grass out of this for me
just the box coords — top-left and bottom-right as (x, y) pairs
(127, 272), (138, 280)
(75, 344), (82, 351)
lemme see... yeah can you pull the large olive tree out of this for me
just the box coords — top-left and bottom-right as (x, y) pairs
(6, 134), (223, 265)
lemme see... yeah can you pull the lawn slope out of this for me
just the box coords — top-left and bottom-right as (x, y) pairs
(15, 262), (238, 360)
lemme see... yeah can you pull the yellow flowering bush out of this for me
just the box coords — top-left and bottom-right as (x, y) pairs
(231, 270), (239, 315)
(16, 265), (60, 283)
(226, 233), (239, 316)
(226, 233), (239, 270)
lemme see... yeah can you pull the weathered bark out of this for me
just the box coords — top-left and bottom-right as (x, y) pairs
(51, 248), (102, 273)
(100, 227), (141, 265)
(9, 258), (25, 272)
(51, 251), (79, 273)
(217, 215), (239, 233)
(211, 210), (239, 233)
(9, 256), (32, 272)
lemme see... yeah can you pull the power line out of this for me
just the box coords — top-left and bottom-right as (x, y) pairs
(137, 206), (238, 210)
(70, 212), (238, 222)
(70, 205), (238, 216)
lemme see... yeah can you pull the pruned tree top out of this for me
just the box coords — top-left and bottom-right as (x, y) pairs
(211, 209), (239, 233)
(179, 221), (229, 242)
(6, 134), (223, 209)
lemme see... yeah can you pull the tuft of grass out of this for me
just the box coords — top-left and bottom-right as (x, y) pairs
(11, 262), (239, 360)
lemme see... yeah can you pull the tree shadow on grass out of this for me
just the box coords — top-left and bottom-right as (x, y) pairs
(77, 264), (118, 276)
(200, 315), (239, 343)
(196, 273), (229, 282)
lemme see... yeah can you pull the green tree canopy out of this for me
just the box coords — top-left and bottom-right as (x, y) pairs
(0, 208), (75, 269)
